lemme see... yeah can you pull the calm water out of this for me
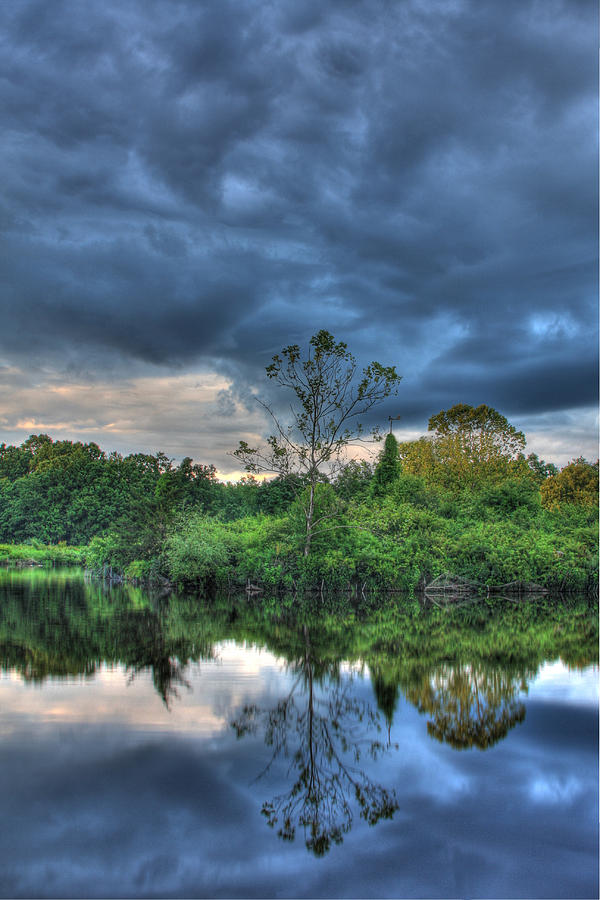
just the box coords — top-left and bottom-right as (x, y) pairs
(0, 569), (597, 899)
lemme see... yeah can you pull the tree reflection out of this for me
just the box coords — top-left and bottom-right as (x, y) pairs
(404, 663), (527, 749)
(369, 664), (400, 746)
(232, 626), (399, 856)
(126, 653), (191, 708)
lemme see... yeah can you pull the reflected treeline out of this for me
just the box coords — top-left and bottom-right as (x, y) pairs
(1, 569), (597, 854)
(0, 568), (596, 713)
(0, 569), (217, 706)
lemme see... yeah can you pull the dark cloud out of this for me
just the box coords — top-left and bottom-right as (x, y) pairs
(0, 0), (596, 458)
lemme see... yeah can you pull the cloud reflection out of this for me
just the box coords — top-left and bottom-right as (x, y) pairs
(0, 650), (597, 897)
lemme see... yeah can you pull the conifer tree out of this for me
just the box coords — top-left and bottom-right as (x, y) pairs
(372, 432), (401, 496)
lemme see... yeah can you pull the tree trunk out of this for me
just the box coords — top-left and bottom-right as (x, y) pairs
(304, 480), (315, 557)
(304, 626), (315, 796)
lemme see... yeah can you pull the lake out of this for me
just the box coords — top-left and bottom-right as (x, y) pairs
(0, 568), (597, 899)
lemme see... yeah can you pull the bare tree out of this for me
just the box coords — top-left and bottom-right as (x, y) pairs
(234, 330), (400, 556)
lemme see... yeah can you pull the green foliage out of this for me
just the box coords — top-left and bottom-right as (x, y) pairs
(473, 477), (541, 519)
(0, 435), (226, 546)
(1, 400), (597, 594)
(540, 458), (599, 510)
(0, 542), (86, 565)
(333, 460), (373, 501)
(427, 404), (526, 463)
(163, 513), (233, 585)
(390, 472), (432, 507)
(520, 452), (559, 483)
(399, 405), (528, 492)
(123, 559), (155, 580)
(371, 433), (401, 496)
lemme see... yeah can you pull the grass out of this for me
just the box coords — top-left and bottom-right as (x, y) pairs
(0, 542), (86, 566)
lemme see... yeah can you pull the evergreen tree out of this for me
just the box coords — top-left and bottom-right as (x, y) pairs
(371, 433), (401, 496)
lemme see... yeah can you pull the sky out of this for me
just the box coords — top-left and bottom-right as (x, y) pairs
(0, 0), (597, 476)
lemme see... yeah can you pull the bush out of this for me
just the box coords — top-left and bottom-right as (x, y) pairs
(163, 514), (233, 584)
(473, 478), (541, 519)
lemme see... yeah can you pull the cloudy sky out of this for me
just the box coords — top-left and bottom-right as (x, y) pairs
(0, 0), (597, 475)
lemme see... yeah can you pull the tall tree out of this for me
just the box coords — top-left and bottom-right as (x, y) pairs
(371, 432), (401, 496)
(400, 403), (528, 489)
(428, 404), (526, 464)
(234, 330), (400, 556)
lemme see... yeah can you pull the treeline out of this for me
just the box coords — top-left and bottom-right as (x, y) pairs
(1, 569), (596, 711)
(0, 404), (597, 593)
(0, 433), (298, 545)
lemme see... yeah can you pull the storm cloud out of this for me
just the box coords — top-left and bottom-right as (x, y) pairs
(0, 0), (596, 467)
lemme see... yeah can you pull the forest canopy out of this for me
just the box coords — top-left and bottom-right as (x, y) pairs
(0, 414), (596, 593)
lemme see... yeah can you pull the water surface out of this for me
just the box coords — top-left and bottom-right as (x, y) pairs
(0, 569), (597, 898)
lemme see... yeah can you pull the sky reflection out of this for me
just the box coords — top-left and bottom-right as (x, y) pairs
(529, 660), (599, 705)
(0, 644), (296, 735)
(0, 642), (597, 898)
